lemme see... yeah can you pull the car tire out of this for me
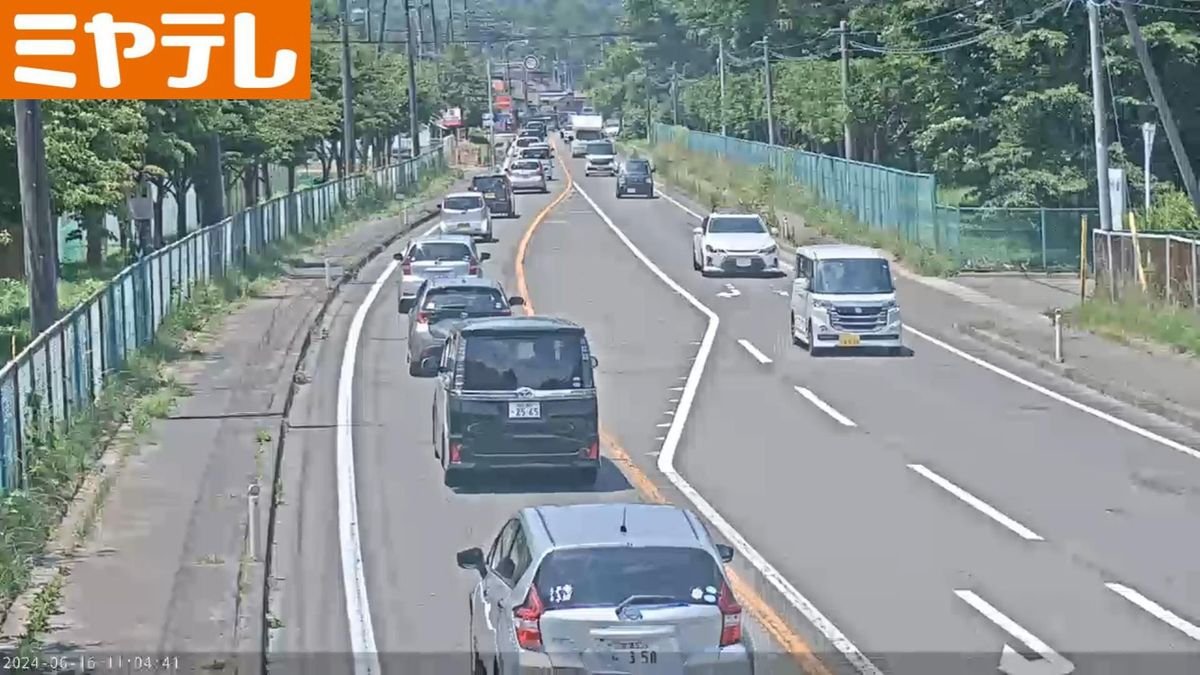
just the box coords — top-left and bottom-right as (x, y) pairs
(616, 192), (623, 199)
(791, 313), (802, 346)
(398, 297), (412, 313)
(807, 321), (821, 356)
(569, 467), (598, 487)
(692, 254), (700, 271)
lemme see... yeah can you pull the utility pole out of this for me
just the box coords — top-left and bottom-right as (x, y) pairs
(13, 101), (58, 335)
(447, 0), (454, 44)
(415, 2), (425, 58)
(762, 34), (775, 145)
(339, 0), (356, 176)
(840, 19), (852, 160)
(1119, 2), (1200, 215)
(1087, 0), (1112, 231)
(378, 0), (389, 53)
(429, 0), (440, 53)
(403, 0), (421, 156)
(644, 66), (652, 138)
(486, 47), (496, 167)
(670, 63), (679, 125)
(718, 38), (727, 136)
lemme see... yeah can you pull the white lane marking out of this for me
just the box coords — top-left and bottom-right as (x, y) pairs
(1106, 582), (1200, 641)
(793, 386), (857, 427)
(909, 464), (1043, 541)
(335, 216), (444, 674)
(572, 182), (882, 675)
(906, 325), (1200, 462)
(656, 422), (672, 428)
(668, 397), (680, 403)
(737, 338), (772, 364)
(955, 590), (1075, 675)
(716, 283), (741, 298)
(773, 289), (789, 297)
(656, 185), (1200, 463)
(663, 410), (676, 416)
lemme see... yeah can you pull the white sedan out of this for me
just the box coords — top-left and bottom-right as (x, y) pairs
(692, 213), (782, 276)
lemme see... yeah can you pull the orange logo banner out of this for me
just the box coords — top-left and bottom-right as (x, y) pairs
(0, 0), (311, 99)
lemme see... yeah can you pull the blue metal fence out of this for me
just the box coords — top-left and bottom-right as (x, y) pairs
(0, 144), (449, 493)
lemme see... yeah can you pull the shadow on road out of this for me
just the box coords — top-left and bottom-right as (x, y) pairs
(452, 457), (634, 495)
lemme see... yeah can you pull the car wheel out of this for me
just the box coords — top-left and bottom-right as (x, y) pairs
(692, 253), (700, 271)
(888, 346), (905, 357)
(569, 467), (598, 487)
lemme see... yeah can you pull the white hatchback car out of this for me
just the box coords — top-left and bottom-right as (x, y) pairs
(507, 159), (549, 193)
(691, 213), (781, 276)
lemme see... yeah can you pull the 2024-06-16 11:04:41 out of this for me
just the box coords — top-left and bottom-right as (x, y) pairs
(1, 654), (181, 671)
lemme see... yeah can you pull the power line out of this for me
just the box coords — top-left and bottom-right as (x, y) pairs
(848, 0), (1067, 55)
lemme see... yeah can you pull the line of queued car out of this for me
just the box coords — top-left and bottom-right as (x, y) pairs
(387, 118), (755, 675)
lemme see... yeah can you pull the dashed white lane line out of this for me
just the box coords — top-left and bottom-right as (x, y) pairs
(574, 181), (882, 675)
(955, 590), (1075, 674)
(737, 338), (772, 364)
(1106, 582), (1200, 642)
(908, 464), (1043, 541)
(794, 386), (857, 427)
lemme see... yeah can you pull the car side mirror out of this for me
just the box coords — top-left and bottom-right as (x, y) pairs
(715, 544), (735, 563)
(793, 277), (810, 292)
(480, 252), (492, 262)
(419, 356), (440, 375)
(436, 202), (443, 211)
(393, 252), (405, 261)
(508, 296), (525, 306)
(692, 227), (703, 235)
(456, 547), (487, 576)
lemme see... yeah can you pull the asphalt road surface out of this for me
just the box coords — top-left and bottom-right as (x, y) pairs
(267, 145), (1200, 675)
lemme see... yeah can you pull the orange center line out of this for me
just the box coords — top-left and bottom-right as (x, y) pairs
(512, 143), (834, 675)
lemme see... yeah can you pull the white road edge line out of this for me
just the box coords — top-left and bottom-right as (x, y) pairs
(793, 386), (857, 427)
(737, 338), (772, 364)
(572, 181), (883, 675)
(656, 182), (1200, 463)
(955, 590), (1074, 671)
(336, 218), (442, 675)
(908, 464), (1043, 541)
(1106, 582), (1200, 641)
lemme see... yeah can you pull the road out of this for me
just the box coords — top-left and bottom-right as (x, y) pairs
(267, 143), (1200, 675)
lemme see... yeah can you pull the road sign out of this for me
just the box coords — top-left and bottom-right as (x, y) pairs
(495, 95), (512, 109)
(523, 55), (539, 70)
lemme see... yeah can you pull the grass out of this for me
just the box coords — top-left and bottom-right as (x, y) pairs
(1068, 289), (1200, 358)
(0, 165), (450, 641)
(625, 139), (958, 277)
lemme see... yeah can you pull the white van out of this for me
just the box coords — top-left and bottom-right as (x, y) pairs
(790, 244), (903, 355)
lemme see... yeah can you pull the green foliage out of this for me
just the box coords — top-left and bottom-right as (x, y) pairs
(1071, 288), (1200, 357)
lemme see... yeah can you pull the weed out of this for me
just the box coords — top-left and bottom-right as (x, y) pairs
(266, 614), (284, 630)
(256, 429), (272, 444)
(17, 570), (63, 652)
(1068, 289), (1200, 357)
(196, 554), (225, 566)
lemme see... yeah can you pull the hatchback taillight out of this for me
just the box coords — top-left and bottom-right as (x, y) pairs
(401, 259), (412, 275)
(449, 442), (462, 464)
(468, 262), (480, 275)
(717, 581), (743, 646)
(415, 311), (429, 324)
(513, 585), (545, 651)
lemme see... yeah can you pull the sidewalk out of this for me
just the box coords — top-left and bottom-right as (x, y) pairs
(0, 185), (453, 667)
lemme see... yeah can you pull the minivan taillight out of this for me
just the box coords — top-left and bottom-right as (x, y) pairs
(415, 311), (429, 324)
(514, 585), (545, 651)
(717, 581), (742, 647)
(468, 261), (480, 275)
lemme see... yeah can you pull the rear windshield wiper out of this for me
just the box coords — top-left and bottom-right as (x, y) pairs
(615, 595), (688, 615)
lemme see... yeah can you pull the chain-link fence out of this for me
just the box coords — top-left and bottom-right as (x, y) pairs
(652, 124), (1100, 272)
(1093, 229), (1200, 307)
(0, 142), (450, 493)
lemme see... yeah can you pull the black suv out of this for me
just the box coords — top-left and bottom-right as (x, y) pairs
(469, 173), (515, 218)
(616, 158), (655, 198)
(426, 316), (600, 488)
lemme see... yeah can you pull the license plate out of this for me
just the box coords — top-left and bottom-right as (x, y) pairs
(508, 401), (541, 419)
(838, 333), (861, 347)
(736, 258), (752, 268)
(613, 649), (658, 667)
(484, 192), (496, 198)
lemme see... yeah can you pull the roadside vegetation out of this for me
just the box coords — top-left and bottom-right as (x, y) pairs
(0, 166), (451, 636)
(1069, 290), (1200, 358)
(625, 139), (958, 277)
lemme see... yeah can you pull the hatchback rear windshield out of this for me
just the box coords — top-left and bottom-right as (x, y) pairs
(444, 195), (484, 211)
(512, 160), (541, 172)
(423, 287), (506, 312)
(813, 258), (894, 295)
(473, 177), (507, 192)
(462, 333), (585, 390)
(521, 148), (551, 159)
(624, 160), (650, 175)
(534, 546), (722, 610)
(575, 129), (602, 141)
(409, 242), (472, 262)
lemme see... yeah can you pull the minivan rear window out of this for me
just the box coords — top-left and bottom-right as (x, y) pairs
(462, 334), (585, 391)
(534, 546), (722, 610)
(409, 242), (472, 262)
(521, 148), (551, 159)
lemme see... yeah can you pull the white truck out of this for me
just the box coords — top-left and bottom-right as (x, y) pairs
(569, 114), (605, 157)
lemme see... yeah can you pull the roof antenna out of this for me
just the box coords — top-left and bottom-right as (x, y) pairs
(619, 506), (628, 534)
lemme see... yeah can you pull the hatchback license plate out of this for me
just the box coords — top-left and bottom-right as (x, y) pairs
(736, 258), (752, 268)
(484, 192), (496, 198)
(508, 401), (541, 419)
(838, 333), (861, 347)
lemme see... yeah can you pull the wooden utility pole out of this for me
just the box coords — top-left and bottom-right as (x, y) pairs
(13, 101), (59, 335)
(1119, 2), (1200, 216)
(762, 34), (775, 145)
(378, 0), (389, 53)
(840, 20), (852, 160)
(718, 39), (727, 136)
(404, 0), (422, 156)
(1087, 0), (1112, 231)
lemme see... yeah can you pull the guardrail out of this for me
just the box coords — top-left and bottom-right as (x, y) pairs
(0, 141), (450, 493)
(1092, 229), (1200, 307)
(651, 124), (1101, 271)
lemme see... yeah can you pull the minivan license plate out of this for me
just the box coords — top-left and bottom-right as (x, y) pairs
(838, 333), (861, 347)
(508, 401), (541, 419)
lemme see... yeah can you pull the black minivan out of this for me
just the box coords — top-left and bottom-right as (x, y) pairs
(469, 173), (515, 218)
(426, 316), (600, 488)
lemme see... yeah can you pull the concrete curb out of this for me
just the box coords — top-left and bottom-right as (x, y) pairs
(958, 322), (1200, 434)
(254, 198), (445, 672)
